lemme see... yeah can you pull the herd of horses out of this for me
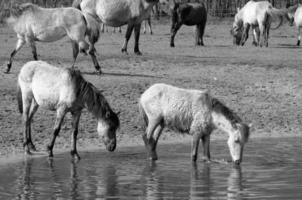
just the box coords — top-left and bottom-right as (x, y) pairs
(2, 0), (301, 165)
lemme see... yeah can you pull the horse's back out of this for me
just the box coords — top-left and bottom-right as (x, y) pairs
(295, 6), (302, 26)
(19, 61), (76, 109)
(240, 1), (271, 24)
(140, 83), (211, 132)
(181, 3), (207, 25)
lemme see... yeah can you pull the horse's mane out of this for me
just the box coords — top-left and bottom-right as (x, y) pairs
(68, 69), (119, 128)
(10, 3), (39, 18)
(211, 97), (242, 126)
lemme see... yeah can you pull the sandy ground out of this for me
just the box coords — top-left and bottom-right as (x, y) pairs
(0, 18), (302, 162)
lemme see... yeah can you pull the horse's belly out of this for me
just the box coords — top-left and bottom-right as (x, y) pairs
(33, 27), (66, 42)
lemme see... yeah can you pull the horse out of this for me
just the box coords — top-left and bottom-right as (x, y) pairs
(139, 83), (250, 165)
(72, 0), (159, 55)
(4, 3), (100, 74)
(170, 1), (207, 47)
(17, 61), (120, 159)
(231, 1), (288, 47)
(285, 4), (302, 46)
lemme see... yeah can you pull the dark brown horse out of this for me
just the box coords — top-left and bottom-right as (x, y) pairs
(170, 1), (207, 47)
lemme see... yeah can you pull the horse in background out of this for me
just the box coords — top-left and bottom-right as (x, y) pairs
(72, 0), (159, 55)
(3, 3), (100, 74)
(170, 1), (207, 47)
(17, 61), (120, 159)
(231, 1), (289, 47)
(139, 83), (250, 165)
(285, 4), (302, 46)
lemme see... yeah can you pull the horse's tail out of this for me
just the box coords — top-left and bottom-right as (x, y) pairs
(138, 100), (148, 130)
(17, 83), (23, 114)
(82, 12), (100, 44)
(72, 0), (82, 10)
(266, 6), (289, 30)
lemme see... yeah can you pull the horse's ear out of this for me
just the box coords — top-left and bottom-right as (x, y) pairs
(116, 111), (121, 116)
(236, 7), (240, 13)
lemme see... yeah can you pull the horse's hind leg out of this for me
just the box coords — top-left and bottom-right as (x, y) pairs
(121, 23), (134, 54)
(134, 23), (142, 55)
(170, 23), (182, 47)
(27, 99), (39, 151)
(142, 117), (161, 160)
(71, 41), (79, 68)
(197, 21), (206, 46)
(21, 91), (33, 155)
(87, 37), (101, 74)
(29, 41), (38, 60)
(70, 112), (81, 160)
(297, 27), (301, 46)
(6, 37), (26, 73)
(47, 106), (67, 157)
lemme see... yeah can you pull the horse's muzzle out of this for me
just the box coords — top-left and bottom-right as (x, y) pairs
(106, 140), (116, 152)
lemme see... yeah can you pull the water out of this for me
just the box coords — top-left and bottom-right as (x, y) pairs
(0, 137), (301, 200)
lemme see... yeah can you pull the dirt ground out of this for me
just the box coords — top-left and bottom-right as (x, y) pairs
(0, 18), (302, 160)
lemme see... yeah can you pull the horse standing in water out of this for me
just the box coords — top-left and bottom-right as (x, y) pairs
(4, 3), (100, 74)
(231, 1), (288, 47)
(72, 0), (159, 55)
(17, 61), (120, 159)
(285, 4), (302, 46)
(170, 1), (207, 47)
(139, 83), (250, 165)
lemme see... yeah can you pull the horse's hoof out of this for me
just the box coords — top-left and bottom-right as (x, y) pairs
(5, 63), (11, 74)
(134, 51), (142, 56)
(70, 150), (81, 160)
(121, 49), (128, 55)
(297, 40), (300, 46)
(29, 143), (37, 152)
(170, 44), (175, 48)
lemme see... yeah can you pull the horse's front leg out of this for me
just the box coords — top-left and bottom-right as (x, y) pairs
(6, 37), (26, 73)
(47, 107), (67, 158)
(22, 98), (32, 155)
(201, 134), (211, 162)
(88, 40), (101, 74)
(70, 112), (81, 160)
(170, 23), (182, 47)
(121, 23), (134, 54)
(191, 132), (202, 162)
(240, 24), (250, 46)
(134, 23), (142, 55)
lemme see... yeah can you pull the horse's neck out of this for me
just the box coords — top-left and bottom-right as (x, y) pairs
(211, 112), (234, 135)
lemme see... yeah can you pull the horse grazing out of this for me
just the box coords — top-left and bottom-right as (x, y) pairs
(17, 61), (120, 159)
(72, 0), (159, 55)
(286, 4), (302, 46)
(4, 3), (100, 74)
(231, 1), (288, 47)
(170, 1), (207, 47)
(139, 83), (250, 165)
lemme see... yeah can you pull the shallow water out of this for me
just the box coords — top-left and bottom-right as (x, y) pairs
(0, 137), (301, 200)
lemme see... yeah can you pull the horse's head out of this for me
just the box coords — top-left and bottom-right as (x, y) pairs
(227, 123), (250, 165)
(97, 110), (120, 152)
(230, 10), (244, 45)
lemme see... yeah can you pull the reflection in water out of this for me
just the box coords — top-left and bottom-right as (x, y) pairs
(1, 138), (302, 199)
(227, 165), (242, 200)
(190, 163), (212, 200)
(142, 161), (163, 200)
(15, 158), (37, 200)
